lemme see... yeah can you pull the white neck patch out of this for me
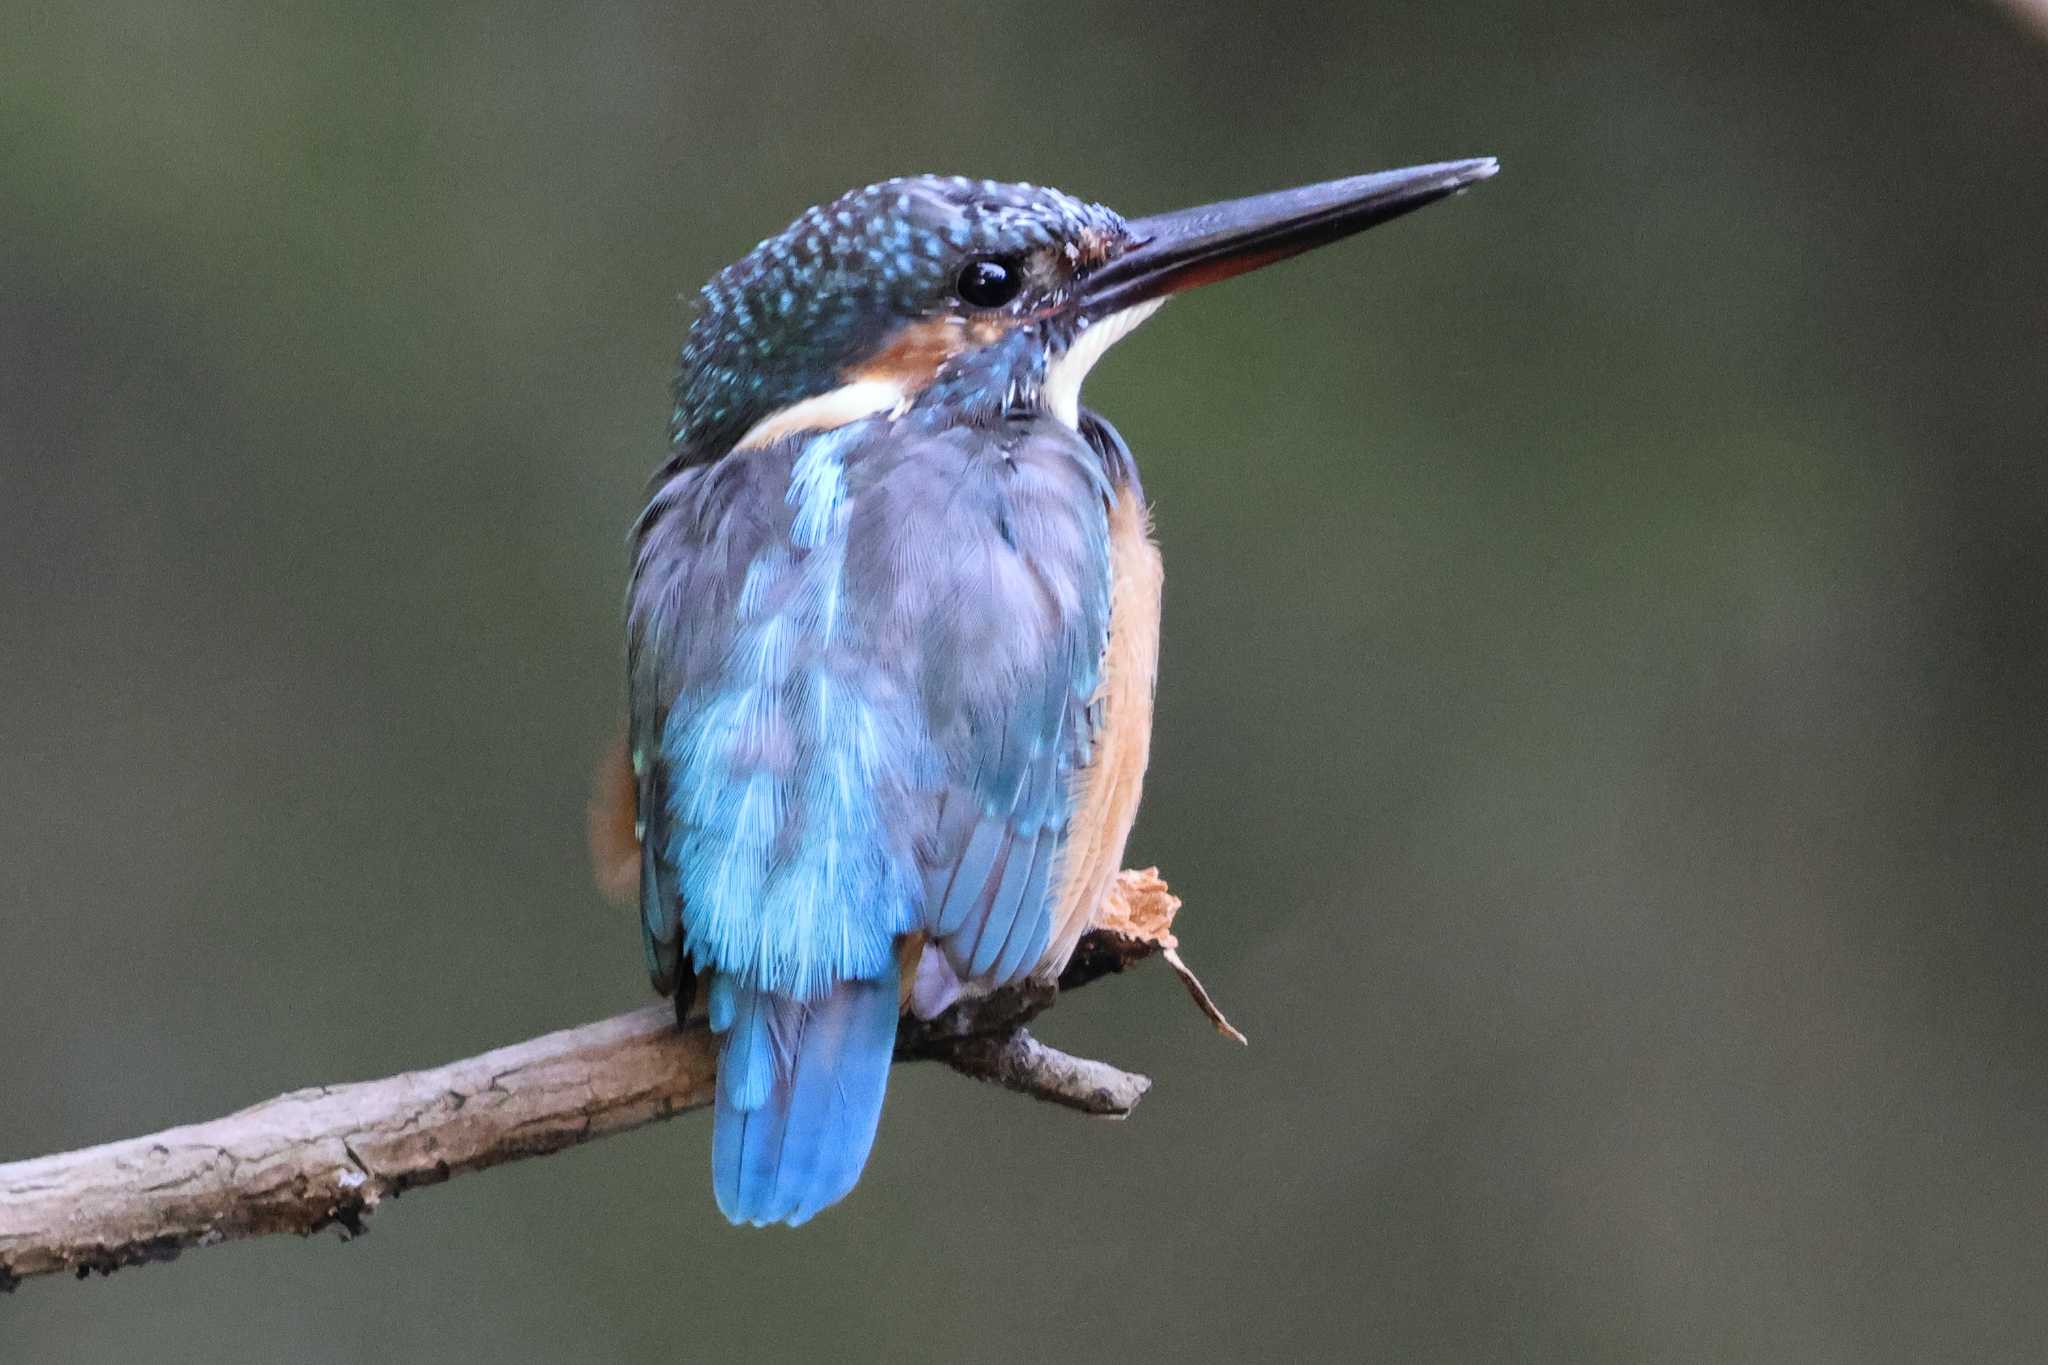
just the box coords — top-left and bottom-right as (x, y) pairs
(731, 378), (908, 452)
(1042, 299), (1167, 428)
(728, 299), (1165, 449)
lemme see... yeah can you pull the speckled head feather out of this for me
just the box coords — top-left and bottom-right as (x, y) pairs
(669, 176), (1132, 464)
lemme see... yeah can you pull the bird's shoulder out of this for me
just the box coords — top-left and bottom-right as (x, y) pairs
(626, 412), (1140, 714)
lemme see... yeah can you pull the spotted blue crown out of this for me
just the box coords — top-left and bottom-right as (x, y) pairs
(669, 176), (1129, 461)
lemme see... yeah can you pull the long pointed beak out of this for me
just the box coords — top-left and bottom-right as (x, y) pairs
(1079, 158), (1499, 317)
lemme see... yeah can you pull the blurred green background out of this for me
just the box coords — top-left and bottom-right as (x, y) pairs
(5, 1), (2047, 1360)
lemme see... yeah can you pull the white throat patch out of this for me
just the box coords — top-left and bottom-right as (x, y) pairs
(728, 298), (1165, 449)
(1042, 299), (1166, 428)
(731, 378), (909, 452)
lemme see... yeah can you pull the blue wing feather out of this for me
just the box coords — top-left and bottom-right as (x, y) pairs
(926, 717), (1095, 986)
(629, 413), (1116, 1224)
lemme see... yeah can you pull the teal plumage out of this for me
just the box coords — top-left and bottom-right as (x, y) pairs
(632, 410), (1118, 1225)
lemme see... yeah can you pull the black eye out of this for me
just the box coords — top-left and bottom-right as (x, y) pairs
(955, 256), (1023, 308)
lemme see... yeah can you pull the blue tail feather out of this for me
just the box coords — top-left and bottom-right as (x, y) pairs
(711, 965), (901, 1227)
(717, 979), (781, 1111)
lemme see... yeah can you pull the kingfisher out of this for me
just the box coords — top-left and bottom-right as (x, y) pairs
(627, 159), (1497, 1226)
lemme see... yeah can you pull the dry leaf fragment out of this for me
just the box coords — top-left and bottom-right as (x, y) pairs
(1095, 867), (1182, 946)
(1091, 867), (1247, 1046)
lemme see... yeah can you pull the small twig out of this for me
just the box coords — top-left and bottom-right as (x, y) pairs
(1162, 947), (1249, 1045)
(938, 1029), (1153, 1117)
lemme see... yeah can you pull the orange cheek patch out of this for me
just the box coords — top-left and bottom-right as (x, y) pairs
(965, 317), (1009, 347)
(848, 318), (968, 387)
(847, 315), (1021, 390)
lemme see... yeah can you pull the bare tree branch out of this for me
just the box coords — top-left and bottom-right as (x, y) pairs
(0, 870), (1212, 1291)
(932, 1028), (1152, 1116)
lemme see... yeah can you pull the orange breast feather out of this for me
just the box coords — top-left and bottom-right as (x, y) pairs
(1040, 485), (1162, 979)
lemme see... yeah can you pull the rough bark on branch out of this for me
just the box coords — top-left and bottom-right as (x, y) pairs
(0, 870), (1215, 1291)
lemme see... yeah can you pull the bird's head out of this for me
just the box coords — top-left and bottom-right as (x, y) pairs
(669, 161), (1497, 464)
